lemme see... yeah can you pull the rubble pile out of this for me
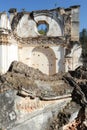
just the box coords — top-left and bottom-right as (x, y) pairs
(49, 102), (87, 130)
(49, 101), (80, 130)
(8, 61), (63, 81)
(0, 62), (87, 130)
(63, 66), (87, 106)
(0, 61), (70, 98)
(48, 66), (87, 130)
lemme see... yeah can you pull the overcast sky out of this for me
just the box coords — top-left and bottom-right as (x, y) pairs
(0, 0), (87, 31)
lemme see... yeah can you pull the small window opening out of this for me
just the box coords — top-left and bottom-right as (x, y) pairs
(37, 21), (48, 35)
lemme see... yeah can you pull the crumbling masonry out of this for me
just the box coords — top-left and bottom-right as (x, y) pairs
(0, 5), (86, 130)
(0, 5), (82, 75)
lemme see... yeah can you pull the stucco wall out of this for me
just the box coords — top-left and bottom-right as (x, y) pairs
(0, 44), (18, 73)
(51, 46), (65, 73)
(71, 7), (80, 41)
(65, 45), (82, 72)
(0, 6), (81, 74)
(0, 13), (11, 30)
(16, 13), (63, 38)
(34, 15), (63, 37)
(17, 14), (38, 37)
(18, 45), (65, 75)
(72, 46), (82, 70)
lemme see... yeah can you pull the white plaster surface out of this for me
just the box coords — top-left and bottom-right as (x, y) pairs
(0, 13), (11, 30)
(17, 15), (38, 37)
(0, 44), (18, 73)
(35, 15), (63, 36)
(18, 45), (65, 75)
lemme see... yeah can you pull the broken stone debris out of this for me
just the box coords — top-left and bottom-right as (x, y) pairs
(49, 66), (87, 130)
(0, 61), (87, 129)
(0, 61), (71, 99)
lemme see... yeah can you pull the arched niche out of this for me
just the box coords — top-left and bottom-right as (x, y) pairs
(30, 46), (56, 75)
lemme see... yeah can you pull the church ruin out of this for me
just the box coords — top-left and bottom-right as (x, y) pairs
(0, 5), (82, 75)
(0, 5), (87, 130)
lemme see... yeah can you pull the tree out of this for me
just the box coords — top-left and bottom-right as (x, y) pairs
(80, 28), (87, 57)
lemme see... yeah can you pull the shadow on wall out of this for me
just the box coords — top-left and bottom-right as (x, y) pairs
(57, 46), (65, 72)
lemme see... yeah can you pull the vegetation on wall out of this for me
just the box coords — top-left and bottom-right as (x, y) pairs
(38, 29), (47, 35)
(80, 28), (87, 57)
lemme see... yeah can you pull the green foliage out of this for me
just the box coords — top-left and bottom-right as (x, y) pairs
(37, 23), (48, 35)
(38, 29), (46, 35)
(80, 28), (87, 57)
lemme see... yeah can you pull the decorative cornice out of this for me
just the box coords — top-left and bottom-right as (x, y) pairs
(0, 34), (9, 44)
(13, 32), (66, 46)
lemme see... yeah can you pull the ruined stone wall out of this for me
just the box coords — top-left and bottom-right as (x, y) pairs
(71, 6), (80, 41)
(0, 6), (80, 40)
(0, 44), (18, 73)
(0, 32), (18, 73)
(63, 5), (80, 43)
(0, 12), (11, 30)
(16, 14), (38, 37)
(18, 44), (65, 75)
(65, 44), (82, 72)
(0, 6), (81, 74)
(9, 5), (80, 42)
(10, 9), (64, 38)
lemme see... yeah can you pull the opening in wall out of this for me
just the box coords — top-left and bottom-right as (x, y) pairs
(37, 21), (49, 35)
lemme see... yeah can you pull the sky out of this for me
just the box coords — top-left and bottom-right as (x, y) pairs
(0, 0), (87, 32)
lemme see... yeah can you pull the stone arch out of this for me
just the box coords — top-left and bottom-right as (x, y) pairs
(31, 46), (56, 75)
(34, 14), (63, 36)
(16, 12), (63, 38)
